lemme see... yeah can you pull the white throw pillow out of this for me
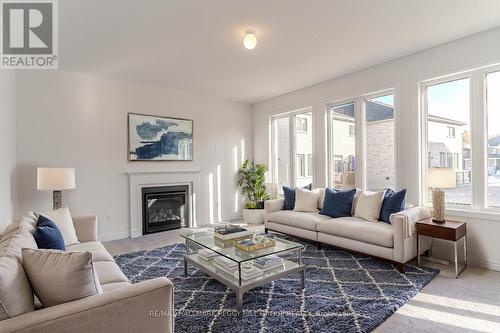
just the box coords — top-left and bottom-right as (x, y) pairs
(354, 190), (386, 222)
(293, 187), (320, 212)
(22, 248), (102, 307)
(316, 188), (326, 210)
(40, 207), (79, 246)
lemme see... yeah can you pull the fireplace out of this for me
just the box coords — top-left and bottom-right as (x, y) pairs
(142, 185), (189, 234)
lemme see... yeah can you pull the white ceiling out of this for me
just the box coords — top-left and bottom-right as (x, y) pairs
(60, 0), (500, 103)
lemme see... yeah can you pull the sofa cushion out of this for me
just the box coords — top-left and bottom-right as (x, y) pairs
(267, 210), (331, 231)
(354, 190), (386, 222)
(0, 256), (35, 320)
(22, 249), (102, 307)
(320, 188), (356, 218)
(283, 184), (312, 210)
(94, 261), (129, 285)
(40, 207), (79, 246)
(293, 187), (320, 212)
(66, 241), (115, 262)
(379, 189), (407, 223)
(34, 215), (66, 250)
(317, 217), (394, 248)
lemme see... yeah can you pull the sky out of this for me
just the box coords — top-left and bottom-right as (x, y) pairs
(427, 73), (500, 136)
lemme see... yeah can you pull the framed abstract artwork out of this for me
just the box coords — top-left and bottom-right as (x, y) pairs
(128, 113), (193, 161)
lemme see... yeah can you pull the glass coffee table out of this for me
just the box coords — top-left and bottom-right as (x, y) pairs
(180, 228), (305, 312)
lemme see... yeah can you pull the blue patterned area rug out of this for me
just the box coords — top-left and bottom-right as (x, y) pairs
(114, 240), (438, 333)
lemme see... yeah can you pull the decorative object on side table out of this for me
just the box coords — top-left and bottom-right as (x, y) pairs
(37, 168), (76, 210)
(238, 159), (271, 224)
(431, 188), (445, 223)
(416, 218), (467, 278)
(128, 113), (193, 161)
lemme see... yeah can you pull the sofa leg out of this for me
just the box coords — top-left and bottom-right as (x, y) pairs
(397, 263), (406, 274)
(264, 228), (268, 234)
(317, 241), (322, 250)
(424, 249), (430, 257)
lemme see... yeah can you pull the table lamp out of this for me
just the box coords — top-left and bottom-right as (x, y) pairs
(427, 173), (446, 224)
(37, 168), (76, 210)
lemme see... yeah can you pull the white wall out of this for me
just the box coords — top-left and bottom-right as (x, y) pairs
(0, 71), (16, 232)
(253, 27), (500, 271)
(15, 71), (252, 241)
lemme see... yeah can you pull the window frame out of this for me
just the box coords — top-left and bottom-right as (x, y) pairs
(326, 89), (397, 191)
(420, 65), (500, 213)
(270, 107), (314, 189)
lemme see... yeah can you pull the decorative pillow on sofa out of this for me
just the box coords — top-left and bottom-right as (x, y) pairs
(0, 222), (37, 321)
(39, 207), (79, 246)
(354, 190), (386, 222)
(22, 248), (102, 307)
(293, 187), (320, 212)
(319, 188), (356, 218)
(34, 215), (66, 250)
(379, 189), (407, 223)
(283, 184), (312, 210)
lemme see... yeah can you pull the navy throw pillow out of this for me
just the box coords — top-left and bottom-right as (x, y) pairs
(320, 188), (356, 218)
(379, 189), (407, 223)
(34, 215), (66, 250)
(283, 184), (313, 210)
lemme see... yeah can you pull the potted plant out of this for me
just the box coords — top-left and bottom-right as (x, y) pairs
(237, 159), (271, 224)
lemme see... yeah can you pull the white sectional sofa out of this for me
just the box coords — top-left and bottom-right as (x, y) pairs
(264, 197), (432, 273)
(0, 215), (174, 333)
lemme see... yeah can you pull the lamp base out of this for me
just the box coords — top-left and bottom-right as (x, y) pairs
(432, 219), (446, 224)
(53, 190), (63, 210)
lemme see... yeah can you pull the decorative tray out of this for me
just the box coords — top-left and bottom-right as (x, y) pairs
(234, 236), (276, 252)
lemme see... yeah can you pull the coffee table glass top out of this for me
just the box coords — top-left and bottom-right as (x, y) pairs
(180, 228), (303, 263)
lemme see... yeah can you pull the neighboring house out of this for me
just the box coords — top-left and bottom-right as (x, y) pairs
(427, 115), (469, 188)
(488, 135), (500, 176)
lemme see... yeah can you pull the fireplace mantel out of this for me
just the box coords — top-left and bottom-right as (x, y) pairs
(128, 170), (201, 238)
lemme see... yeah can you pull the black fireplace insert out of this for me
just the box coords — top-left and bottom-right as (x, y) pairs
(142, 185), (189, 234)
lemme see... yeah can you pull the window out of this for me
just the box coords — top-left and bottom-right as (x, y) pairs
(348, 125), (355, 136)
(329, 102), (356, 189)
(296, 154), (305, 177)
(296, 117), (308, 133)
(307, 154), (313, 177)
(487, 71), (500, 208)
(424, 77), (471, 206)
(271, 109), (313, 191)
(365, 94), (395, 191)
(271, 116), (291, 192)
(447, 126), (456, 138)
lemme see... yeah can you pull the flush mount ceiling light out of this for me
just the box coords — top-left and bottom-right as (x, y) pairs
(243, 31), (257, 50)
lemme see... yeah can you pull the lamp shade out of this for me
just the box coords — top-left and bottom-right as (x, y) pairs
(37, 168), (76, 190)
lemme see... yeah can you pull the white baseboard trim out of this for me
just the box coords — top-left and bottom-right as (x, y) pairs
(99, 231), (130, 242)
(467, 258), (500, 272)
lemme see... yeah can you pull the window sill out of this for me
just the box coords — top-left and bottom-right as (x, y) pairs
(444, 207), (500, 221)
(423, 203), (500, 221)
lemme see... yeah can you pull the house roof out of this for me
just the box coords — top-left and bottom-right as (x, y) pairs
(427, 114), (467, 126)
(489, 135), (500, 146)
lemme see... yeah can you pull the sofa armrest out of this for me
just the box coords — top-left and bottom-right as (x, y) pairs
(264, 199), (284, 224)
(391, 206), (431, 263)
(72, 216), (98, 242)
(0, 277), (174, 333)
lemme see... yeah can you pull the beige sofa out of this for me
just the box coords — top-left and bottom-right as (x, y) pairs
(264, 197), (432, 273)
(0, 216), (174, 333)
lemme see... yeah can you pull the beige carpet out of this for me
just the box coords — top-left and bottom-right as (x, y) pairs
(104, 226), (500, 333)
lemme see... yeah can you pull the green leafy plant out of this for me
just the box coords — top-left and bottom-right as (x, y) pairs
(237, 159), (271, 209)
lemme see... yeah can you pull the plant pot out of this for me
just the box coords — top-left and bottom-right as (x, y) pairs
(256, 201), (265, 209)
(242, 208), (265, 225)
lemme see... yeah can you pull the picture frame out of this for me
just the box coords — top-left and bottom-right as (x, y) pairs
(128, 113), (193, 161)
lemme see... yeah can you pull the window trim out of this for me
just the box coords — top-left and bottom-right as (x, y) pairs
(326, 89), (396, 191)
(269, 107), (314, 189)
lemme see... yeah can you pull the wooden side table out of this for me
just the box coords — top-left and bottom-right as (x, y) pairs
(416, 219), (467, 278)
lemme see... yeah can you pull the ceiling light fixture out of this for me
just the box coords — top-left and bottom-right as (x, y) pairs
(243, 31), (257, 50)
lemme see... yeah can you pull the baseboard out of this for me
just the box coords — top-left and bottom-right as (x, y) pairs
(99, 231), (130, 242)
(467, 258), (500, 272)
